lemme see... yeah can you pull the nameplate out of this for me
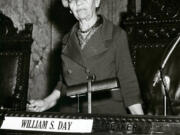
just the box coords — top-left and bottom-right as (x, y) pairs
(1, 116), (93, 133)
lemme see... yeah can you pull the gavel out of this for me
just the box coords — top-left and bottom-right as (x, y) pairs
(66, 78), (119, 97)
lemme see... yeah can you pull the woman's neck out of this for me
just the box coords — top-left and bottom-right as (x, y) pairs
(79, 14), (98, 32)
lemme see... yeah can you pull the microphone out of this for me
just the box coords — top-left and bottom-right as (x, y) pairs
(153, 34), (180, 87)
(66, 78), (119, 97)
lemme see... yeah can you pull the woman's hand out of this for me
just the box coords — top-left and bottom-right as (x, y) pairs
(27, 89), (61, 112)
(27, 99), (51, 112)
(128, 103), (144, 115)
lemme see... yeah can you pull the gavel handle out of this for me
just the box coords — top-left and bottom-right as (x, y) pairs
(87, 80), (92, 114)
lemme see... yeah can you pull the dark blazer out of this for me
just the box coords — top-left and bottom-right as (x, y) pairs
(56, 16), (142, 114)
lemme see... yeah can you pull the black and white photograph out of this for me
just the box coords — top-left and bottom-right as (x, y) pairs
(0, 0), (180, 134)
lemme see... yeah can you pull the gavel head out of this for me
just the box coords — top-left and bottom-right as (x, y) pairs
(87, 74), (96, 82)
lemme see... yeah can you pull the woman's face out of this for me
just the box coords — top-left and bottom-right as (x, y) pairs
(68, 0), (100, 21)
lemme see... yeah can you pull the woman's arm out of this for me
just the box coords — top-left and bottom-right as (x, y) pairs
(114, 28), (144, 114)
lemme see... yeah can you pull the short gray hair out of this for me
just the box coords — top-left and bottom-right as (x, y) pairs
(61, 0), (101, 8)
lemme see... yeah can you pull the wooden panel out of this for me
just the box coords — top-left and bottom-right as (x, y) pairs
(99, 0), (127, 25)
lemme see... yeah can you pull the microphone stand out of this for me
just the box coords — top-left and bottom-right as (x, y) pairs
(157, 34), (180, 116)
(159, 68), (172, 116)
(87, 76), (94, 114)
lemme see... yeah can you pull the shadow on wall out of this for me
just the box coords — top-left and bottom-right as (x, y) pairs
(45, 0), (77, 111)
(48, 0), (76, 33)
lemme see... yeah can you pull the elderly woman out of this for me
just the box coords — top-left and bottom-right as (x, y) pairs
(28, 0), (144, 115)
